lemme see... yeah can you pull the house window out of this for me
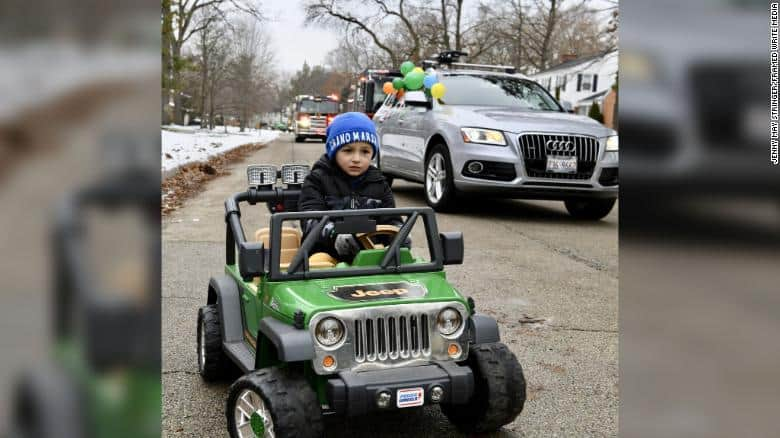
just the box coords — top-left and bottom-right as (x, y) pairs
(580, 74), (593, 91)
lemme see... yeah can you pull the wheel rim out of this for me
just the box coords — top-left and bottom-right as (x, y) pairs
(426, 152), (447, 203)
(235, 389), (275, 438)
(197, 314), (205, 372)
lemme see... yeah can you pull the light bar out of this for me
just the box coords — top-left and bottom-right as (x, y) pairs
(281, 164), (310, 185)
(247, 165), (277, 188)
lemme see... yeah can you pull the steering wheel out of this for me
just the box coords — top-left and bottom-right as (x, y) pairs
(356, 225), (400, 250)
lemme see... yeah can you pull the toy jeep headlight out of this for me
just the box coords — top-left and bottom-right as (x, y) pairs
(436, 307), (462, 336)
(281, 164), (309, 185)
(247, 165), (277, 188)
(315, 317), (345, 347)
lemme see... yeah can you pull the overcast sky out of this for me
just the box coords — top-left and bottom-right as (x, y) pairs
(262, 0), (618, 75)
(263, 0), (340, 75)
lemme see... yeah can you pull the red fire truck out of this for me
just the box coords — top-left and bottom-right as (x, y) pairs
(292, 95), (340, 143)
(349, 69), (403, 119)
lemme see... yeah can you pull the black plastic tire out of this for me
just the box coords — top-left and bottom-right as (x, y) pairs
(424, 144), (458, 211)
(441, 342), (526, 433)
(11, 364), (84, 438)
(294, 136), (304, 143)
(226, 367), (323, 438)
(564, 198), (617, 220)
(197, 305), (233, 381)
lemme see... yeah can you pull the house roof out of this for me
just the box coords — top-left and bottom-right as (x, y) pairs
(577, 89), (610, 105)
(535, 50), (617, 76)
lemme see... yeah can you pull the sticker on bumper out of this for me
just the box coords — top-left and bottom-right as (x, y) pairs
(396, 387), (424, 408)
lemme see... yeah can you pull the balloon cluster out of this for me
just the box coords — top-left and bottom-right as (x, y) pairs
(382, 60), (447, 100)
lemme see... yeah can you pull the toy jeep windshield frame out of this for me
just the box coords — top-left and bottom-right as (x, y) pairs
(224, 187), (462, 281)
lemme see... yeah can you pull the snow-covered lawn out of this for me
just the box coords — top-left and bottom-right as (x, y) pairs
(1, 43), (157, 123)
(161, 125), (279, 171)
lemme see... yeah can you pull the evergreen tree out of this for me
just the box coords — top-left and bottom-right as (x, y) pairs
(588, 101), (604, 123)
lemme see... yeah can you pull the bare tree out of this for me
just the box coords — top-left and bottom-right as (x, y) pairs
(225, 19), (274, 131)
(552, 2), (607, 60)
(522, 0), (561, 70)
(162, 0), (264, 124)
(304, 0), (426, 64)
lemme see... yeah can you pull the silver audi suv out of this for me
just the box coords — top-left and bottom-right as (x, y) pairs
(373, 69), (619, 219)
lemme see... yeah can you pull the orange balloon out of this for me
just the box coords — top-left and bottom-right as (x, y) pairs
(382, 81), (394, 94)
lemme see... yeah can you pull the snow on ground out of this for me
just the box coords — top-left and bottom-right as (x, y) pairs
(161, 125), (280, 171)
(0, 43), (157, 123)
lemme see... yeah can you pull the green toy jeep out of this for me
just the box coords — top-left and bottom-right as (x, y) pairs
(197, 164), (526, 437)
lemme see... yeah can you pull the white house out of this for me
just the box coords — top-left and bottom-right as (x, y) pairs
(531, 50), (618, 115)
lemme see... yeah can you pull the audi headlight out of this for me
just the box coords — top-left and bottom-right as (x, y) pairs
(437, 307), (463, 336)
(605, 135), (619, 152)
(460, 127), (507, 146)
(315, 317), (345, 347)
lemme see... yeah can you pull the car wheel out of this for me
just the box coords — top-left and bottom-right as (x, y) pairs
(564, 198), (617, 220)
(226, 367), (323, 438)
(197, 305), (234, 381)
(440, 342), (526, 433)
(424, 144), (457, 211)
(294, 136), (303, 143)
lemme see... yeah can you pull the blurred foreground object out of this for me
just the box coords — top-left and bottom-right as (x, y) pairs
(621, 0), (780, 437)
(0, 1), (160, 437)
(11, 169), (161, 438)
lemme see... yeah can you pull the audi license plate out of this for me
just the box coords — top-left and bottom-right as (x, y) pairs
(546, 156), (577, 173)
(396, 387), (425, 408)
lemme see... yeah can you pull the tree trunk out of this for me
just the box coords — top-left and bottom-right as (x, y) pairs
(161, 0), (173, 125)
(199, 31), (208, 129)
(208, 84), (216, 130)
(440, 0), (451, 50)
(455, 0), (463, 51)
(514, 1), (524, 69)
(540, 0), (558, 70)
(172, 43), (183, 125)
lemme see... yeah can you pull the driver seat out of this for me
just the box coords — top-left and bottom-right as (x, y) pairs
(254, 227), (336, 269)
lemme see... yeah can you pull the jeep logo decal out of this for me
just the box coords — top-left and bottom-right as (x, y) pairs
(330, 282), (427, 301)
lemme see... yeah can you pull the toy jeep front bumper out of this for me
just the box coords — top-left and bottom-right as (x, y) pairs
(325, 361), (474, 416)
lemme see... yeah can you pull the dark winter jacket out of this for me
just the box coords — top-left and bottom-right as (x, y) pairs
(298, 154), (400, 256)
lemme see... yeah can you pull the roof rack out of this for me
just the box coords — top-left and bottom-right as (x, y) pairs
(422, 51), (516, 74)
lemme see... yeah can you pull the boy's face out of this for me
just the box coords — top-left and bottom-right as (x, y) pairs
(335, 142), (373, 177)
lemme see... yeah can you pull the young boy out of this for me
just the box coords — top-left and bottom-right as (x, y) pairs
(298, 112), (399, 260)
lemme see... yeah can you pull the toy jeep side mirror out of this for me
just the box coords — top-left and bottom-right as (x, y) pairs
(440, 232), (464, 265)
(85, 298), (155, 370)
(239, 241), (266, 280)
(561, 101), (574, 113)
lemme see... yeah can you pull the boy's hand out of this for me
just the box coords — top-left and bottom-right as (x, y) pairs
(320, 221), (336, 241)
(334, 234), (361, 259)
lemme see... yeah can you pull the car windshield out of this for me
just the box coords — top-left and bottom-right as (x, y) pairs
(438, 74), (562, 111)
(371, 80), (389, 112)
(299, 99), (338, 114)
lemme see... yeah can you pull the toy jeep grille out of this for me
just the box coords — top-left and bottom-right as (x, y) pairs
(354, 314), (432, 362)
(309, 302), (469, 375)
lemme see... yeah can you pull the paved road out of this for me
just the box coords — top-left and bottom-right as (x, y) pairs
(162, 133), (618, 437)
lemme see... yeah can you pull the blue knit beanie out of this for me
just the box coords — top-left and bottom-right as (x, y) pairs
(325, 112), (380, 159)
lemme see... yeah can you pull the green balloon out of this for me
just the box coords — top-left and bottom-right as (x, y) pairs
(392, 77), (405, 90)
(404, 70), (425, 90)
(400, 61), (415, 76)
